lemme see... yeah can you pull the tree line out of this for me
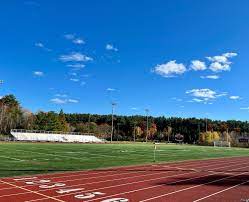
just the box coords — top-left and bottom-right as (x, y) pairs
(1, 94), (249, 144)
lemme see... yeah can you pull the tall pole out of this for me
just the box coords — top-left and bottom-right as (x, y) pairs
(133, 122), (136, 142)
(88, 113), (91, 134)
(0, 80), (4, 132)
(205, 118), (208, 132)
(111, 102), (116, 143)
(145, 109), (149, 143)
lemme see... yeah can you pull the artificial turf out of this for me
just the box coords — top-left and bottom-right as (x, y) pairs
(0, 142), (249, 177)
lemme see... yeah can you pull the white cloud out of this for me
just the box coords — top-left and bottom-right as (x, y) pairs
(59, 52), (93, 62)
(73, 38), (85, 45)
(55, 94), (67, 98)
(35, 42), (44, 48)
(33, 71), (44, 77)
(107, 88), (116, 91)
(230, 95), (240, 100)
(80, 81), (86, 86)
(207, 55), (228, 64)
(186, 89), (216, 99)
(190, 60), (206, 71)
(207, 52), (237, 72)
(240, 107), (249, 110)
(67, 63), (85, 69)
(35, 42), (52, 51)
(50, 98), (67, 104)
(106, 44), (118, 51)
(50, 98), (79, 104)
(64, 34), (85, 45)
(68, 99), (79, 103)
(186, 88), (227, 103)
(70, 78), (79, 82)
(153, 60), (186, 78)
(200, 75), (220, 79)
(222, 52), (238, 58)
(209, 62), (230, 72)
(131, 107), (138, 110)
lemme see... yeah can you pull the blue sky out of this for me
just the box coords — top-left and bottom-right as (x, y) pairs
(0, 0), (249, 120)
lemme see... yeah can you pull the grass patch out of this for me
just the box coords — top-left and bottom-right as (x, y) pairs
(0, 142), (248, 177)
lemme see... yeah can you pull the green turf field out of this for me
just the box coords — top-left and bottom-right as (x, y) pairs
(0, 142), (249, 178)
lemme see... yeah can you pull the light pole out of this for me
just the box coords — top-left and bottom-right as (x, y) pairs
(88, 113), (91, 134)
(0, 80), (4, 132)
(145, 109), (149, 142)
(111, 102), (117, 143)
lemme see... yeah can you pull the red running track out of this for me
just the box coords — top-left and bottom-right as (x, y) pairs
(0, 156), (249, 202)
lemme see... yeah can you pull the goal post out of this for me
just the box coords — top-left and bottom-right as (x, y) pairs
(214, 141), (231, 148)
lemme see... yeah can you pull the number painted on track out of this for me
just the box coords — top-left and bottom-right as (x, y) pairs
(39, 183), (65, 189)
(56, 188), (84, 194)
(101, 198), (129, 202)
(75, 192), (105, 199)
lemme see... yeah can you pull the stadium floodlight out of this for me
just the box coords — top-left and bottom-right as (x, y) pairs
(145, 109), (149, 143)
(111, 102), (117, 143)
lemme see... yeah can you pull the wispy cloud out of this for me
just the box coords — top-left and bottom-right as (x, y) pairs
(33, 71), (44, 77)
(200, 75), (220, 80)
(35, 42), (52, 51)
(70, 78), (79, 82)
(153, 60), (186, 78)
(59, 52), (93, 62)
(107, 88), (116, 91)
(66, 63), (85, 70)
(50, 98), (79, 104)
(240, 107), (249, 111)
(106, 44), (118, 52)
(64, 34), (85, 45)
(186, 88), (227, 103)
(230, 95), (241, 100)
(55, 94), (67, 98)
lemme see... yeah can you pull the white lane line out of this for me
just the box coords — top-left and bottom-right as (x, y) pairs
(0, 180), (65, 202)
(0, 155), (25, 162)
(140, 171), (249, 201)
(24, 158), (248, 202)
(193, 179), (249, 202)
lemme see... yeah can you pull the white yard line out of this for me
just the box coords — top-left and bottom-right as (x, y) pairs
(193, 179), (249, 202)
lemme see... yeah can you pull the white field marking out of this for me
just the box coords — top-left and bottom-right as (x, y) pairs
(24, 158), (249, 202)
(39, 183), (65, 189)
(14, 177), (38, 181)
(85, 165), (249, 202)
(28, 148), (122, 159)
(101, 198), (128, 202)
(0, 155), (25, 162)
(56, 188), (84, 194)
(75, 192), (105, 199)
(193, 179), (249, 202)
(140, 171), (249, 201)
(0, 180), (65, 202)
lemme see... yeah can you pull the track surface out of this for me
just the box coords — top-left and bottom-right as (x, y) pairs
(0, 156), (249, 202)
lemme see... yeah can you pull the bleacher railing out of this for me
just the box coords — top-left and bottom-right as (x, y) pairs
(11, 129), (95, 136)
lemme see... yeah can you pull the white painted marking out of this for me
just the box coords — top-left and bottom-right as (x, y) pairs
(39, 183), (65, 189)
(14, 177), (37, 181)
(193, 179), (249, 202)
(56, 188), (84, 194)
(101, 198), (129, 202)
(75, 192), (105, 199)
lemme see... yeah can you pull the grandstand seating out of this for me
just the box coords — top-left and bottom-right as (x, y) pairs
(11, 129), (104, 143)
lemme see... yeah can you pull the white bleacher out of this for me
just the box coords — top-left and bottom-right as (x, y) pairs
(11, 129), (103, 143)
